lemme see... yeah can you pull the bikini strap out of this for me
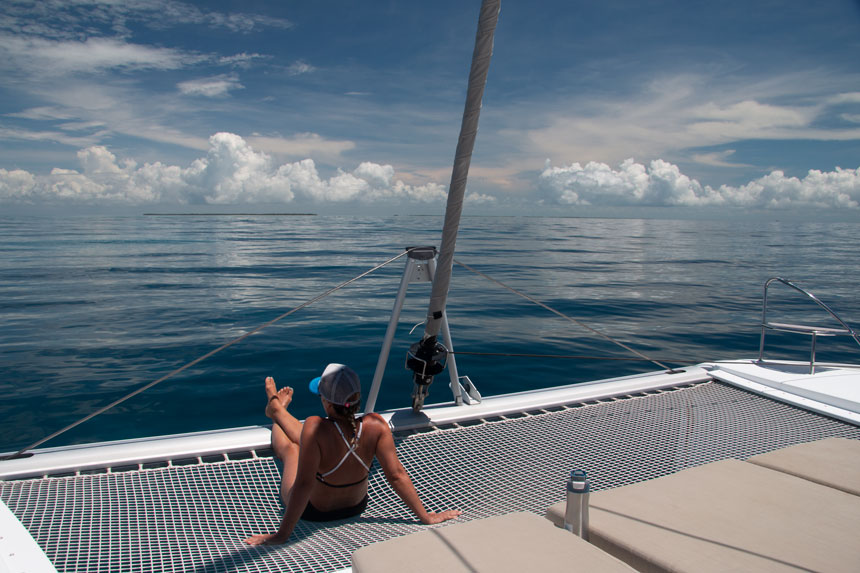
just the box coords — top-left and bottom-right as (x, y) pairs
(318, 419), (369, 479)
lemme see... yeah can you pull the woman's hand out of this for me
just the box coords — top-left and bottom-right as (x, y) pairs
(244, 532), (289, 546)
(420, 509), (462, 525)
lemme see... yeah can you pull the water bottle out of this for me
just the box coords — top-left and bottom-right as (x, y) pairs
(564, 469), (590, 539)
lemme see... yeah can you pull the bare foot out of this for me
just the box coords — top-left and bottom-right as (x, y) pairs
(264, 376), (278, 401)
(264, 377), (294, 419)
(277, 386), (293, 409)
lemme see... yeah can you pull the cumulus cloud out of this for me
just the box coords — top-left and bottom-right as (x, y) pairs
(540, 159), (860, 209)
(0, 133), (449, 206)
(247, 133), (355, 162)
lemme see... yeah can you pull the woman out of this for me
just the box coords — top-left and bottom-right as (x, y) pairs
(244, 363), (461, 545)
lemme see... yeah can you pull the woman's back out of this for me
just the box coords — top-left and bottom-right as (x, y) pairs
(306, 413), (387, 510)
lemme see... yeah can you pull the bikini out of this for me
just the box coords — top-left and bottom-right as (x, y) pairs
(301, 418), (371, 522)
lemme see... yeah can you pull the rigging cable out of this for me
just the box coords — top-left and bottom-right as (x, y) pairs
(450, 351), (698, 364)
(453, 258), (677, 373)
(4, 249), (414, 460)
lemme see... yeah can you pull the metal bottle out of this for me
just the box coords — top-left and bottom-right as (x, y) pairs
(564, 469), (590, 539)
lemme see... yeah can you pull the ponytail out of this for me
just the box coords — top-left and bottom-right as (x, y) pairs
(330, 393), (361, 446)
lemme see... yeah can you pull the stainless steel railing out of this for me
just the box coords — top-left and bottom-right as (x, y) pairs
(758, 277), (860, 374)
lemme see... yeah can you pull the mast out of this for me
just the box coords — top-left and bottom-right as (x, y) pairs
(407, 0), (500, 411)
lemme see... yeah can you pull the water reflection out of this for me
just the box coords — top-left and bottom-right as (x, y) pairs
(0, 215), (857, 451)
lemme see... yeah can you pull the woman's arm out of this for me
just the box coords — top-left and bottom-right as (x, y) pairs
(371, 415), (461, 525)
(245, 418), (323, 545)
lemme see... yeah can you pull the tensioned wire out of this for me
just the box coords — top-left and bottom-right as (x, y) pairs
(5, 249), (416, 460)
(5, 250), (672, 459)
(453, 258), (676, 372)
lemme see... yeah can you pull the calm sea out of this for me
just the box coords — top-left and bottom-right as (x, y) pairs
(2, 215), (858, 452)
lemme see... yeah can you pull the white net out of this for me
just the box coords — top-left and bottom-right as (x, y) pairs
(3, 380), (859, 573)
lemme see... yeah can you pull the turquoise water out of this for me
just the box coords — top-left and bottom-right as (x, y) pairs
(2, 215), (858, 452)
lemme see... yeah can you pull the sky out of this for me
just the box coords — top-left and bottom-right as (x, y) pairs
(1, 0), (859, 218)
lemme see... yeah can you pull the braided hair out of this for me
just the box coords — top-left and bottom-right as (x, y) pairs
(329, 392), (361, 447)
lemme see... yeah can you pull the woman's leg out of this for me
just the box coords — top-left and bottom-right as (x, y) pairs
(265, 377), (304, 505)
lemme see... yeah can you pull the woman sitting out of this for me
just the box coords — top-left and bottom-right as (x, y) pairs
(245, 363), (461, 545)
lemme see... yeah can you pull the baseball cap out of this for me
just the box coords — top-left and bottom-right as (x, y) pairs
(309, 363), (361, 406)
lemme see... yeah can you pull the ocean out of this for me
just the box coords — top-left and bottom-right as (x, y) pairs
(2, 214), (858, 453)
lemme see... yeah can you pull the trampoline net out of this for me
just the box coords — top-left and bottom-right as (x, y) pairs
(3, 380), (860, 573)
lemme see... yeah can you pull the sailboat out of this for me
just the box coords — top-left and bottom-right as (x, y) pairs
(2, 1), (859, 572)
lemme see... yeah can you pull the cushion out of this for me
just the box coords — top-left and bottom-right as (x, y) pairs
(747, 437), (860, 496)
(352, 511), (636, 573)
(546, 458), (860, 572)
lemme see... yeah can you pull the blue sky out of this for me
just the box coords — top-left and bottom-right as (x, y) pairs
(1, 0), (859, 217)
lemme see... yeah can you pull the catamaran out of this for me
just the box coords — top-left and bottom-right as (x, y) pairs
(2, 1), (859, 571)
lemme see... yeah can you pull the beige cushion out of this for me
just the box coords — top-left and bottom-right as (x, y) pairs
(351, 511), (636, 573)
(546, 459), (860, 572)
(747, 437), (860, 496)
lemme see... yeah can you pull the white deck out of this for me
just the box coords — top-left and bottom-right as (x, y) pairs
(705, 360), (860, 425)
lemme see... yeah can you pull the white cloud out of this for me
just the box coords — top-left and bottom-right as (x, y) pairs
(540, 159), (860, 209)
(0, 126), (102, 147)
(247, 133), (355, 162)
(0, 35), (194, 75)
(0, 169), (36, 199)
(5, 82), (212, 152)
(177, 74), (244, 97)
(687, 100), (812, 140)
(520, 74), (860, 169)
(827, 93), (860, 105)
(0, 133), (449, 206)
(0, 1), (292, 39)
(287, 60), (315, 76)
(691, 150), (751, 169)
(4, 136), (858, 211)
(219, 52), (267, 68)
(7, 106), (76, 120)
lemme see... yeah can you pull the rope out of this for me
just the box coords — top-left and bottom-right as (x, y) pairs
(450, 351), (699, 365)
(4, 249), (414, 460)
(453, 258), (677, 372)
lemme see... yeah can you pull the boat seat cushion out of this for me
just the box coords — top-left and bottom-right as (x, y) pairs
(746, 437), (860, 496)
(545, 458), (860, 572)
(351, 511), (636, 573)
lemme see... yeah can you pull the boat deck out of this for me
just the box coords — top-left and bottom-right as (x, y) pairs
(3, 379), (860, 573)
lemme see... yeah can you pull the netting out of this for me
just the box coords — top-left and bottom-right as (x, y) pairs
(3, 381), (859, 573)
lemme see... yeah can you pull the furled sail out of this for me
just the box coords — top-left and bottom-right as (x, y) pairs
(407, 0), (501, 410)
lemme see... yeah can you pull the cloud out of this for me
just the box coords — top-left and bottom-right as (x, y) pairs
(219, 52), (267, 68)
(247, 133), (355, 162)
(0, 125), (103, 147)
(690, 150), (751, 169)
(0, 133), (448, 206)
(519, 74), (860, 169)
(287, 60), (315, 76)
(687, 100), (812, 140)
(540, 159), (860, 209)
(177, 74), (244, 97)
(0, 169), (36, 199)
(0, 1), (292, 40)
(5, 134), (856, 212)
(0, 35), (194, 75)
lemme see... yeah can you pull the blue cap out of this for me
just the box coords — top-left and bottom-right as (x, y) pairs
(309, 376), (321, 395)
